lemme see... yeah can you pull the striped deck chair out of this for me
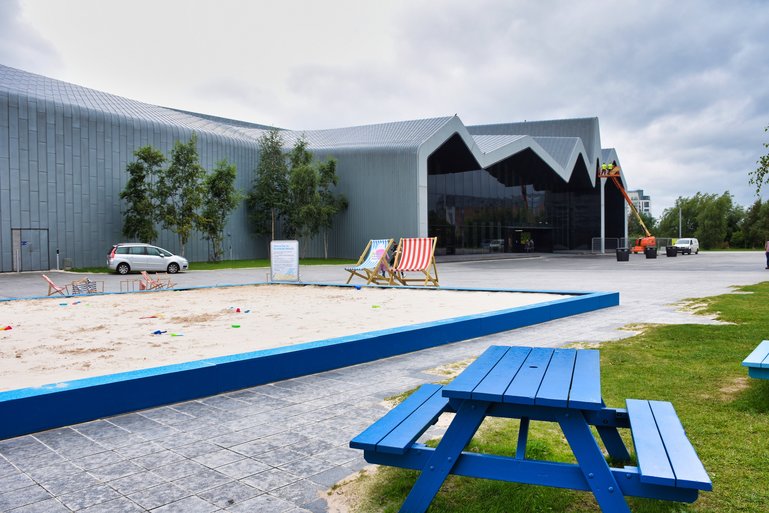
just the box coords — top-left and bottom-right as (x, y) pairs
(42, 274), (69, 296)
(140, 271), (173, 290)
(345, 239), (394, 285)
(389, 237), (439, 287)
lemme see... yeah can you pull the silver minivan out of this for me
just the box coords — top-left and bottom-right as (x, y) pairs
(673, 238), (699, 255)
(107, 243), (189, 274)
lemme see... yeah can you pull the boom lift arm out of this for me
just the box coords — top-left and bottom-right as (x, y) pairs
(598, 163), (651, 237)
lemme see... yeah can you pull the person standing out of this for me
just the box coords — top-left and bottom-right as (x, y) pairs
(765, 239), (769, 269)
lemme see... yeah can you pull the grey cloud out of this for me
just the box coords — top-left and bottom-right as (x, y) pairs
(0, 0), (61, 73)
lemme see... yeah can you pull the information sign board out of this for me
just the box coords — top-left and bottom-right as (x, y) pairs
(270, 240), (300, 282)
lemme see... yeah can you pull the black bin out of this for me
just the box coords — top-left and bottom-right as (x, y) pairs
(616, 248), (630, 262)
(665, 246), (677, 257)
(645, 246), (658, 259)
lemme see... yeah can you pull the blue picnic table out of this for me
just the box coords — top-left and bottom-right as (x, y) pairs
(743, 340), (769, 379)
(351, 345), (711, 512)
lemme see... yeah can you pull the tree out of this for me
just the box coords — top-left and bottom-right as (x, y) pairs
(750, 125), (769, 194)
(657, 195), (702, 238)
(201, 159), (242, 262)
(284, 137), (348, 257)
(120, 146), (165, 242)
(247, 129), (289, 246)
(627, 211), (656, 240)
(156, 133), (206, 256)
(736, 199), (769, 248)
(285, 137), (319, 244)
(316, 158), (348, 258)
(695, 192), (733, 249)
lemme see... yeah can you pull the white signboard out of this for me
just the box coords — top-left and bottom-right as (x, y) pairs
(270, 240), (300, 282)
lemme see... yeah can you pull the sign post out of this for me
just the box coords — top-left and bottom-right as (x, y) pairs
(269, 240), (300, 282)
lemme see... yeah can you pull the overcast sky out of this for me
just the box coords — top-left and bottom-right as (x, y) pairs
(2, 0), (768, 217)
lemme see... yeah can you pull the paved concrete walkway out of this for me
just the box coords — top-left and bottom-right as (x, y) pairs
(0, 252), (767, 512)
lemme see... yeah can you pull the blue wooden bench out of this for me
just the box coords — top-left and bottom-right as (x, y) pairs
(626, 399), (711, 491)
(742, 340), (769, 379)
(352, 352), (711, 513)
(350, 384), (453, 455)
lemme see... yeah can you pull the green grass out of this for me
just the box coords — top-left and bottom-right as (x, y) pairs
(348, 282), (769, 512)
(72, 257), (354, 274)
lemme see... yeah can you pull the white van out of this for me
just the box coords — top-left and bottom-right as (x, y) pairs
(673, 238), (699, 255)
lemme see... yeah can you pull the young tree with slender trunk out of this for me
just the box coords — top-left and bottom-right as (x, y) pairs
(120, 146), (165, 242)
(156, 133), (206, 256)
(246, 129), (289, 251)
(316, 158), (348, 258)
(201, 159), (242, 262)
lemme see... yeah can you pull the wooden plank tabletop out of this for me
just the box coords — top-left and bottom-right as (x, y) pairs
(442, 345), (603, 410)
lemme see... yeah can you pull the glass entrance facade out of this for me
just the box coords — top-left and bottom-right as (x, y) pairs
(427, 135), (605, 254)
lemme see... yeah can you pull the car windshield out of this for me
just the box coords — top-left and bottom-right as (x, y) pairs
(677, 239), (690, 244)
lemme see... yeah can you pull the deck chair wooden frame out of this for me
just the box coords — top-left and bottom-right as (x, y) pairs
(42, 274), (69, 296)
(140, 271), (174, 290)
(71, 277), (103, 295)
(345, 238), (394, 285)
(389, 237), (439, 287)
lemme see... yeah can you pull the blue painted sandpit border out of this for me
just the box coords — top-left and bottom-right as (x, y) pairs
(0, 283), (618, 439)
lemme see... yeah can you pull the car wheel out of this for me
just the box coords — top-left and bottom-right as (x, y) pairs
(167, 262), (180, 274)
(695, 249), (699, 254)
(116, 263), (130, 275)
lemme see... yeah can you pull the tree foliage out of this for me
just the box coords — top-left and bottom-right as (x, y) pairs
(627, 211), (656, 240)
(735, 199), (769, 248)
(316, 158), (348, 258)
(120, 146), (165, 242)
(246, 129), (289, 244)
(749, 125), (769, 195)
(201, 159), (242, 262)
(156, 133), (207, 256)
(285, 137), (319, 242)
(657, 192), (740, 249)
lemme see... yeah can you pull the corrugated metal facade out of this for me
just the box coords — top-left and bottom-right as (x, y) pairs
(0, 84), (264, 271)
(0, 65), (627, 270)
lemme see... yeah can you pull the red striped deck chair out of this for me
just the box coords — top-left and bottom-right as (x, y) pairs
(389, 237), (439, 287)
(345, 238), (394, 285)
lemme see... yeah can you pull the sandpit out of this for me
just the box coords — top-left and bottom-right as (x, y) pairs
(0, 284), (571, 392)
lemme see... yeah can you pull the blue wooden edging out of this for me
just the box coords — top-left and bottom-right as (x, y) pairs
(0, 285), (618, 440)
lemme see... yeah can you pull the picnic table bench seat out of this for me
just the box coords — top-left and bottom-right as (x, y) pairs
(742, 340), (769, 379)
(626, 399), (712, 491)
(350, 384), (452, 455)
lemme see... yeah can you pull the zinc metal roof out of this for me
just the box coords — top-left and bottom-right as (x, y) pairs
(471, 134), (528, 153)
(1, 64), (619, 186)
(281, 117), (455, 150)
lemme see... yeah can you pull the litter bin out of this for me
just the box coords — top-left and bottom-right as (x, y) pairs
(645, 246), (658, 259)
(616, 248), (629, 262)
(665, 246), (677, 257)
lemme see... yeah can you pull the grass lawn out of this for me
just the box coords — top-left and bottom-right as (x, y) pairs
(346, 282), (769, 512)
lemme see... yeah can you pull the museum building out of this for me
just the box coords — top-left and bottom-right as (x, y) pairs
(0, 64), (627, 271)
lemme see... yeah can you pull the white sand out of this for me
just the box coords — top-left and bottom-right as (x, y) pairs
(0, 284), (570, 392)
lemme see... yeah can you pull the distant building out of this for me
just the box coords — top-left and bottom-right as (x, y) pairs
(0, 64), (630, 271)
(627, 189), (652, 215)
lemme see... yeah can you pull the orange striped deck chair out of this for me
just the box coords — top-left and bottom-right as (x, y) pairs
(389, 237), (439, 287)
(140, 271), (174, 290)
(345, 238), (394, 285)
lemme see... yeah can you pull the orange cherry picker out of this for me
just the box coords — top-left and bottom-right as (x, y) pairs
(598, 163), (656, 254)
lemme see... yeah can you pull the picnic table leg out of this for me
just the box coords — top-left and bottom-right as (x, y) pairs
(558, 411), (631, 513)
(515, 417), (530, 460)
(596, 426), (631, 461)
(399, 400), (489, 513)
